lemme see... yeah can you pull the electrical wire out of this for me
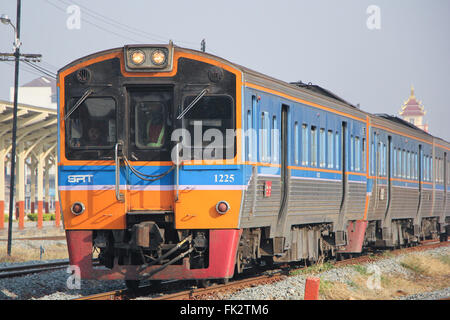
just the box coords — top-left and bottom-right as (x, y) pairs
(43, 0), (144, 43)
(65, 0), (199, 47)
(1, 60), (45, 78)
(42, 0), (200, 48)
(23, 61), (56, 79)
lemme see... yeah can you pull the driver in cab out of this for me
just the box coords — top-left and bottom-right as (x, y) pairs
(146, 104), (165, 148)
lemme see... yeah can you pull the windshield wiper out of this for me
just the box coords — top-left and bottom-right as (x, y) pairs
(64, 88), (94, 121)
(176, 88), (209, 120)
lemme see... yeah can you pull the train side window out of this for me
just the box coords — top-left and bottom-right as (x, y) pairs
(294, 122), (299, 165)
(392, 147), (397, 177)
(438, 158), (442, 183)
(429, 155), (432, 182)
(260, 112), (269, 162)
(434, 157), (437, 182)
(424, 155), (428, 181)
(320, 128), (326, 168)
(355, 136), (361, 171)
(415, 153), (418, 180)
(436, 158), (441, 183)
(328, 130), (333, 168)
(311, 126), (317, 167)
(403, 150), (408, 178)
(246, 110), (252, 161)
(407, 151), (411, 179)
(272, 115), (278, 163)
(440, 158), (443, 183)
(350, 135), (354, 171)
(335, 131), (339, 170)
(372, 133), (377, 176)
(302, 124), (308, 165)
(362, 138), (366, 172)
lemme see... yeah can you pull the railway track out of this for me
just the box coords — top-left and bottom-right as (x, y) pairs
(0, 236), (66, 241)
(73, 238), (450, 301)
(0, 260), (70, 279)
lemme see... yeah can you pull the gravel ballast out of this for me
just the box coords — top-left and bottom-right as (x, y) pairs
(0, 245), (448, 300)
(224, 246), (450, 300)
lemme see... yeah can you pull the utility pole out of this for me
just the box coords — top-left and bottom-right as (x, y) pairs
(1, 0), (42, 255)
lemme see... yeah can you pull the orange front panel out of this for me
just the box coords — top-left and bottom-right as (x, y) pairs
(175, 190), (242, 229)
(127, 190), (174, 211)
(61, 189), (126, 229)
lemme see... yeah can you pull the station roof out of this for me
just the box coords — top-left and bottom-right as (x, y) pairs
(0, 99), (57, 157)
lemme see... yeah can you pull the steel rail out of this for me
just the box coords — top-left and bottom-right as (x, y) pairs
(73, 238), (450, 301)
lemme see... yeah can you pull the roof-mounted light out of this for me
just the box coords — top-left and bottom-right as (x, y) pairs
(130, 50), (145, 65)
(150, 49), (166, 66)
(124, 43), (173, 72)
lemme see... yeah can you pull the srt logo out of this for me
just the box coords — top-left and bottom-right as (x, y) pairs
(68, 175), (93, 183)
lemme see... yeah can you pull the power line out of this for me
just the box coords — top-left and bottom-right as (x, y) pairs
(43, 0), (199, 48)
(66, 0), (199, 47)
(43, 0), (148, 43)
(23, 61), (56, 79)
(1, 60), (43, 78)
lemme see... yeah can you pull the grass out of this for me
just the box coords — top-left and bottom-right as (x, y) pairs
(353, 264), (369, 275)
(290, 261), (335, 276)
(26, 213), (56, 221)
(400, 254), (450, 277)
(0, 244), (68, 263)
(317, 252), (450, 300)
(0, 226), (67, 263)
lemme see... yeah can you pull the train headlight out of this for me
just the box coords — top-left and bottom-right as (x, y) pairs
(150, 49), (166, 65)
(124, 44), (173, 72)
(71, 202), (85, 216)
(216, 201), (230, 215)
(130, 50), (146, 65)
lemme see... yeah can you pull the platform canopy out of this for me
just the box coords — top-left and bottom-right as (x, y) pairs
(0, 99), (59, 229)
(0, 99), (57, 152)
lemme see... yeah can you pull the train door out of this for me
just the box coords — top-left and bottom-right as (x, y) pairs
(124, 86), (175, 212)
(414, 145), (423, 234)
(386, 136), (392, 211)
(274, 104), (290, 249)
(336, 121), (348, 244)
(280, 105), (289, 218)
(383, 136), (393, 230)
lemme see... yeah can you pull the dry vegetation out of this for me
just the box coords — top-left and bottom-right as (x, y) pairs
(0, 226), (68, 263)
(318, 253), (450, 300)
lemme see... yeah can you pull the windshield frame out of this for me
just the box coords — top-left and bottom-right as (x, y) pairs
(65, 96), (118, 151)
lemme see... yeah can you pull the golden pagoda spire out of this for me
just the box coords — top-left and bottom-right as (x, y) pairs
(410, 84), (415, 98)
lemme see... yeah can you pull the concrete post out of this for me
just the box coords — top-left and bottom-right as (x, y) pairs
(0, 138), (5, 229)
(29, 161), (36, 213)
(37, 147), (44, 229)
(44, 160), (50, 214)
(16, 143), (26, 230)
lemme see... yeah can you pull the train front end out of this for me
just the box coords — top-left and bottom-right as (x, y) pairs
(57, 43), (243, 281)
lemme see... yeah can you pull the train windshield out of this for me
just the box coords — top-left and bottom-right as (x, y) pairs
(135, 101), (167, 149)
(182, 95), (235, 159)
(66, 97), (117, 149)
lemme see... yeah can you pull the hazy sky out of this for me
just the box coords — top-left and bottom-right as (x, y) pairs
(1, 0), (449, 141)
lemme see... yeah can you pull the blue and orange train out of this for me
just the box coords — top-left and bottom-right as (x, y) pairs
(57, 43), (450, 288)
